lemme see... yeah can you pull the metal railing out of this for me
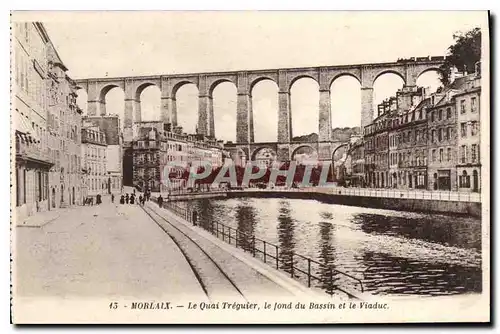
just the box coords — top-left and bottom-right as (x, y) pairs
(156, 198), (364, 297)
(231, 186), (481, 203)
(309, 187), (482, 203)
(157, 184), (481, 203)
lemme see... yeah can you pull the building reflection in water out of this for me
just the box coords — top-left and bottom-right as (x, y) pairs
(235, 199), (257, 252)
(194, 199), (215, 231)
(277, 200), (296, 276)
(361, 250), (482, 295)
(316, 220), (338, 295)
(355, 212), (482, 295)
(353, 213), (481, 251)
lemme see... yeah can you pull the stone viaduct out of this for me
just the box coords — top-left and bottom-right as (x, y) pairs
(75, 56), (444, 162)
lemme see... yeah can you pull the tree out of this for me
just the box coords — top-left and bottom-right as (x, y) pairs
(439, 27), (481, 86)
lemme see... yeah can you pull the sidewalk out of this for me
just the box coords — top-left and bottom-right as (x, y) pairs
(14, 202), (206, 301)
(15, 208), (67, 228)
(15, 194), (117, 228)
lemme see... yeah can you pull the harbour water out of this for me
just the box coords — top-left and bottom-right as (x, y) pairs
(184, 197), (481, 296)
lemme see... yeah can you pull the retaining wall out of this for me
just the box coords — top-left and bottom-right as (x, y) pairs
(227, 191), (481, 217)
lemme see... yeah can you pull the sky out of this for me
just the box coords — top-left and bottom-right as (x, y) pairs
(31, 11), (486, 142)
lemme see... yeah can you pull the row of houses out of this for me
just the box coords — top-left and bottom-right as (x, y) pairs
(13, 22), (123, 222)
(126, 121), (227, 192)
(346, 67), (482, 193)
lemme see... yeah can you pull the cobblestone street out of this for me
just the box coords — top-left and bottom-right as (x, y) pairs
(14, 200), (207, 300)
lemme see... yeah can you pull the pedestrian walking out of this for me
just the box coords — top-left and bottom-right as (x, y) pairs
(139, 195), (143, 205)
(157, 195), (163, 208)
(125, 193), (129, 204)
(192, 210), (198, 226)
(111, 194), (115, 203)
(96, 194), (102, 205)
(130, 194), (135, 205)
(119, 195), (125, 204)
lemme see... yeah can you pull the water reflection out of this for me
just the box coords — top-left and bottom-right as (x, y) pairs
(235, 200), (257, 252)
(276, 201), (296, 276)
(354, 213), (481, 251)
(317, 222), (338, 295)
(195, 199), (215, 232)
(361, 251), (482, 295)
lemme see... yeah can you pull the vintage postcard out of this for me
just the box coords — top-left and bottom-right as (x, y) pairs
(10, 11), (490, 324)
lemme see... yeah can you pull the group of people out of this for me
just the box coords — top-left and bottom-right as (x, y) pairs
(118, 189), (152, 206)
(83, 194), (102, 206)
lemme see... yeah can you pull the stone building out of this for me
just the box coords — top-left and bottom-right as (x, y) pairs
(390, 98), (429, 189)
(364, 98), (395, 188)
(83, 115), (123, 194)
(388, 86), (429, 189)
(81, 121), (107, 198)
(46, 39), (83, 208)
(455, 71), (481, 193)
(131, 122), (225, 192)
(347, 138), (365, 187)
(13, 22), (52, 220)
(426, 87), (460, 191)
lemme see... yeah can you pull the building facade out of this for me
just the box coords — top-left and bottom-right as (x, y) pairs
(364, 110), (390, 188)
(46, 41), (83, 208)
(349, 139), (365, 187)
(387, 86), (429, 190)
(361, 67), (482, 193)
(13, 22), (52, 220)
(426, 89), (459, 191)
(81, 122), (108, 198)
(83, 115), (123, 194)
(455, 73), (481, 193)
(132, 122), (225, 192)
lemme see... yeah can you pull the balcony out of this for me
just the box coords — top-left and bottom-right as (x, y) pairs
(15, 133), (52, 168)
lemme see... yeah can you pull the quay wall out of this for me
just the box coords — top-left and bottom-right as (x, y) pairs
(226, 191), (481, 217)
(168, 192), (228, 201)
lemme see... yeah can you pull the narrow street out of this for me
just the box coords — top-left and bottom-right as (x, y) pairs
(14, 197), (298, 303)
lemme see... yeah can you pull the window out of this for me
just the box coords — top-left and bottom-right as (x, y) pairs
(471, 121), (479, 136)
(446, 107), (452, 119)
(431, 130), (436, 143)
(461, 123), (467, 137)
(431, 111), (435, 122)
(446, 127), (451, 140)
(438, 128), (443, 142)
(460, 100), (466, 114)
(438, 109), (443, 121)
(460, 170), (471, 188)
(471, 144), (478, 162)
(471, 97), (477, 112)
(432, 149), (436, 162)
(460, 145), (468, 163)
(447, 147), (452, 161)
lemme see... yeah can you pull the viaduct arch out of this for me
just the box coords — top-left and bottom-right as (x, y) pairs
(75, 56), (445, 144)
